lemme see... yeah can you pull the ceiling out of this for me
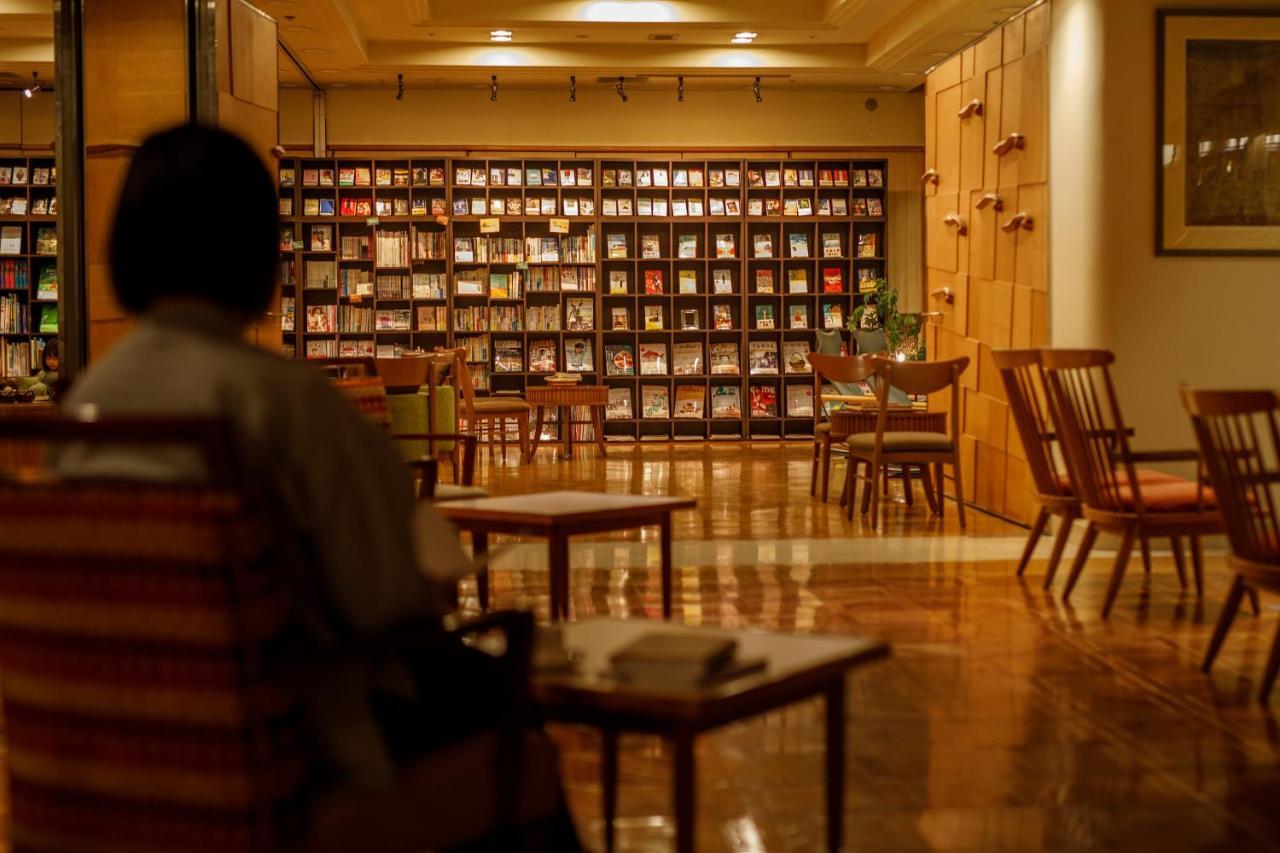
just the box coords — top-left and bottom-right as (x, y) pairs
(0, 0), (53, 91)
(0, 0), (1043, 95)
(262, 0), (1042, 93)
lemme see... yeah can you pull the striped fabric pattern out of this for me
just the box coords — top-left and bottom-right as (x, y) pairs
(0, 483), (310, 852)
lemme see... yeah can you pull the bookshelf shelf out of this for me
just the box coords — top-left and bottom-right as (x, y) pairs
(0, 156), (57, 378)
(278, 154), (887, 439)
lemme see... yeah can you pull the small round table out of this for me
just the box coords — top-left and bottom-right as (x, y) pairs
(524, 384), (609, 462)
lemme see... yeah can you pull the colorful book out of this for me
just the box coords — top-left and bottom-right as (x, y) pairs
(642, 385), (670, 419)
(674, 385), (705, 418)
(639, 343), (668, 375)
(783, 341), (811, 374)
(710, 343), (741, 375)
(748, 341), (779, 375)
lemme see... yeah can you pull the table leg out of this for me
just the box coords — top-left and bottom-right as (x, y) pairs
(826, 679), (846, 853)
(660, 513), (674, 620)
(601, 728), (619, 853)
(549, 532), (570, 621)
(473, 531), (489, 611)
(561, 405), (573, 460)
(527, 406), (547, 463)
(673, 728), (696, 853)
(592, 403), (608, 457)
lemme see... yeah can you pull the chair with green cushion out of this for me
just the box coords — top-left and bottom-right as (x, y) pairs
(854, 327), (888, 357)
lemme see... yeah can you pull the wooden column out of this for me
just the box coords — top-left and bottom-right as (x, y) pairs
(923, 3), (1049, 523)
(81, 0), (188, 361)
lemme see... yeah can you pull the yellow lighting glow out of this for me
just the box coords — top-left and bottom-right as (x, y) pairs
(477, 49), (526, 66)
(581, 1), (676, 23)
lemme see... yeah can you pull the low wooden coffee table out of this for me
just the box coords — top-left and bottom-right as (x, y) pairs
(524, 384), (609, 462)
(436, 491), (696, 620)
(534, 619), (890, 853)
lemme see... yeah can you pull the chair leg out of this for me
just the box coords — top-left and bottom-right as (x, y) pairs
(1262, 618), (1280, 704)
(1248, 585), (1262, 617)
(920, 465), (939, 513)
(810, 441), (821, 497)
(902, 466), (914, 507)
(499, 417), (509, 463)
(1016, 507), (1050, 578)
(868, 456), (883, 528)
(1190, 536), (1205, 598)
(1203, 575), (1245, 673)
(934, 462), (944, 522)
(950, 455), (967, 530)
(1140, 536), (1153, 575)
(1042, 511), (1076, 591)
(1062, 522), (1098, 604)
(485, 418), (495, 460)
(1169, 537), (1188, 589)
(860, 460), (874, 516)
(821, 440), (834, 502)
(1101, 526), (1138, 619)
(839, 459), (854, 509)
(516, 411), (531, 462)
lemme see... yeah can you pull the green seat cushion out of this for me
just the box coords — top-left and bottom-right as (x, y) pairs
(847, 431), (953, 453)
(389, 385), (456, 458)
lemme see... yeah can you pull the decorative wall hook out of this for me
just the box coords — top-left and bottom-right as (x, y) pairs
(930, 287), (955, 304)
(942, 213), (967, 236)
(1001, 211), (1034, 232)
(976, 192), (1003, 212)
(992, 132), (1025, 156)
(957, 98), (983, 118)
(920, 168), (940, 185)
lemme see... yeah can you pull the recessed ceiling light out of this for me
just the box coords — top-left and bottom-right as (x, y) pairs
(490, 29), (513, 41)
(731, 36), (753, 44)
(877, 85), (896, 91)
(734, 32), (758, 39)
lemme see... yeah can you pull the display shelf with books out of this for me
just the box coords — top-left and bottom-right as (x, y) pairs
(277, 153), (886, 437)
(0, 155), (57, 377)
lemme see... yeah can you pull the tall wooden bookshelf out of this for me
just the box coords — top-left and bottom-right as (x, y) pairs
(277, 155), (888, 440)
(0, 156), (57, 379)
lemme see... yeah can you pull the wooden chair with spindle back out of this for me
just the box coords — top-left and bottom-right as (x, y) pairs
(1039, 349), (1223, 617)
(842, 356), (970, 529)
(1182, 388), (1279, 702)
(806, 352), (879, 501)
(0, 415), (556, 852)
(993, 350), (1184, 589)
(447, 347), (533, 464)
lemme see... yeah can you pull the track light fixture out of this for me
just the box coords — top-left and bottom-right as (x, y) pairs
(395, 73), (404, 101)
(616, 76), (628, 103)
(490, 75), (498, 102)
(22, 73), (40, 99)
(753, 76), (762, 103)
(677, 75), (684, 102)
(569, 75), (576, 102)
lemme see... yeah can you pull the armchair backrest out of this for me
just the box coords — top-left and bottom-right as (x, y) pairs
(993, 348), (1070, 499)
(1183, 388), (1280, 566)
(1039, 349), (1142, 515)
(0, 416), (309, 851)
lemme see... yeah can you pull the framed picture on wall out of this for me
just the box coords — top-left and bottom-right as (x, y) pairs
(1157, 10), (1280, 255)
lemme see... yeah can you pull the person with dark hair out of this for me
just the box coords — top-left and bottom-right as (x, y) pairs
(62, 125), (580, 850)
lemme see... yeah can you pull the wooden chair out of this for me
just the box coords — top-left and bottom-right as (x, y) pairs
(842, 356), (970, 529)
(330, 372), (482, 500)
(807, 352), (879, 501)
(1039, 349), (1223, 617)
(1183, 388), (1279, 702)
(0, 415), (562, 852)
(447, 347), (533, 464)
(993, 350), (1184, 589)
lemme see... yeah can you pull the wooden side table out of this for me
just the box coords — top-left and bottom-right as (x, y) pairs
(533, 619), (890, 853)
(524, 384), (609, 462)
(435, 490), (696, 620)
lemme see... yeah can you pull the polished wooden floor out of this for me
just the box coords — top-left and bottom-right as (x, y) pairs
(467, 442), (1280, 852)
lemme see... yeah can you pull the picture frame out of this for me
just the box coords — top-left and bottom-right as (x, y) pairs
(1157, 9), (1280, 255)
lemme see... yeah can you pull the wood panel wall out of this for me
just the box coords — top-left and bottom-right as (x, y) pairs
(923, 4), (1049, 523)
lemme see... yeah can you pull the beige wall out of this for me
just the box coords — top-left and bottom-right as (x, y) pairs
(281, 86), (924, 150)
(0, 91), (54, 147)
(1050, 0), (1280, 454)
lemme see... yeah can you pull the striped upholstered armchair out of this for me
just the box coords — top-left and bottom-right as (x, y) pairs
(0, 415), (558, 852)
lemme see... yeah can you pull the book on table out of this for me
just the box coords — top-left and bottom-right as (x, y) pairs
(609, 632), (743, 684)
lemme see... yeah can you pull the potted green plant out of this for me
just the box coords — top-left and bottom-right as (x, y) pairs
(849, 278), (926, 360)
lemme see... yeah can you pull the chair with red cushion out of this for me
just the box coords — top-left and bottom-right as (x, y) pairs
(1183, 388), (1279, 702)
(1039, 349), (1223, 617)
(993, 349), (1183, 590)
(0, 414), (563, 852)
